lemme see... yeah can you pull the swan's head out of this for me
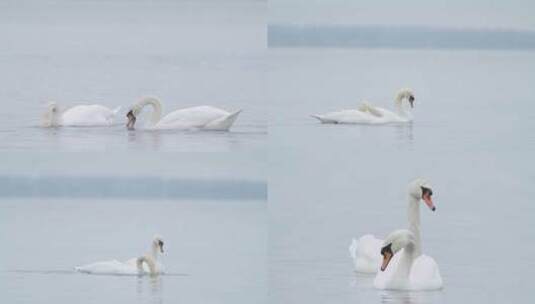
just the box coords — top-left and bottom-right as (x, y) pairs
(126, 97), (161, 130)
(47, 102), (60, 113)
(126, 109), (137, 130)
(126, 103), (143, 130)
(42, 102), (61, 127)
(408, 178), (435, 211)
(380, 229), (415, 271)
(152, 235), (164, 254)
(396, 88), (415, 108)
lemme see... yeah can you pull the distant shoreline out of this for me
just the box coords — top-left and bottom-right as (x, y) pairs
(0, 175), (266, 201)
(268, 24), (535, 50)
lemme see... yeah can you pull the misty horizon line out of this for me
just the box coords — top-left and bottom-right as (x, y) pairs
(269, 23), (535, 33)
(268, 24), (535, 50)
(0, 175), (266, 200)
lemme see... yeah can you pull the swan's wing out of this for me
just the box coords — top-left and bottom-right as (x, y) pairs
(372, 107), (398, 119)
(157, 106), (230, 128)
(409, 255), (443, 290)
(203, 110), (241, 131)
(75, 259), (138, 275)
(358, 102), (384, 118)
(374, 253), (443, 290)
(61, 104), (116, 126)
(350, 234), (383, 273)
(373, 107), (412, 123)
(313, 109), (375, 124)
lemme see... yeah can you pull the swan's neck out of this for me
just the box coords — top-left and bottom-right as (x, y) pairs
(136, 97), (162, 125)
(407, 195), (422, 256)
(151, 244), (160, 261)
(395, 243), (416, 281)
(395, 97), (411, 117)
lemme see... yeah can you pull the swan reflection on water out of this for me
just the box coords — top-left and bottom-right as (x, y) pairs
(378, 289), (443, 304)
(349, 272), (443, 304)
(137, 275), (164, 304)
(127, 128), (162, 150)
(394, 122), (413, 143)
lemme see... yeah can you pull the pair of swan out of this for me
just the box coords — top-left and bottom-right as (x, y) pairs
(75, 235), (165, 276)
(349, 178), (443, 290)
(42, 97), (241, 131)
(312, 88), (415, 124)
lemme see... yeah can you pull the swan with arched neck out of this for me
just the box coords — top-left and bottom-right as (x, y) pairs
(374, 229), (442, 290)
(349, 178), (436, 273)
(125, 97), (241, 131)
(42, 102), (121, 127)
(312, 88), (415, 124)
(75, 235), (165, 276)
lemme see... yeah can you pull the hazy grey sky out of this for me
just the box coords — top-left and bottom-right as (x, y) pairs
(269, 0), (535, 30)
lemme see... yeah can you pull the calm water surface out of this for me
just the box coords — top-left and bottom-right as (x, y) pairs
(268, 48), (535, 303)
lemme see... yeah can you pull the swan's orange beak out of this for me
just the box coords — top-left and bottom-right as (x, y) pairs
(380, 251), (393, 271)
(126, 111), (136, 130)
(423, 193), (435, 211)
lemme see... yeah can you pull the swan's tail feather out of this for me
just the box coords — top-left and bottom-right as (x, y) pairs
(311, 114), (324, 122)
(311, 114), (336, 124)
(204, 110), (242, 131)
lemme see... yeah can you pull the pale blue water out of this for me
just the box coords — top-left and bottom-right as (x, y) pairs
(0, 1), (266, 152)
(268, 48), (535, 303)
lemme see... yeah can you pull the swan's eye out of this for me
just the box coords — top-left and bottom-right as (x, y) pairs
(380, 243), (392, 256)
(421, 187), (432, 197)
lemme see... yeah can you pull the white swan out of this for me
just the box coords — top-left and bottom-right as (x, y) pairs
(349, 178), (436, 273)
(125, 97), (241, 131)
(374, 229), (442, 290)
(312, 88), (415, 124)
(42, 102), (120, 127)
(75, 235), (165, 276)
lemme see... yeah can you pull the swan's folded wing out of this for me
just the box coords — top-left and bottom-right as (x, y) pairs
(61, 104), (116, 126)
(409, 255), (443, 290)
(314, 109), (376, 124)
(204, 110), (241, 130)
(75, 259), (139, 275)
(350, 234), (383, 273)
(359, 102), (384, 118)
(157, 106), (229, 129)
